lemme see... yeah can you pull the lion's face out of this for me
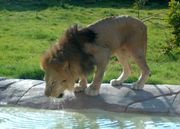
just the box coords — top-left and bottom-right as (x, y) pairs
(43, 63), (75, 98)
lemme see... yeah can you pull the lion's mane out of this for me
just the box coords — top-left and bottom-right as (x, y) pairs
(41, 25), (97, 75)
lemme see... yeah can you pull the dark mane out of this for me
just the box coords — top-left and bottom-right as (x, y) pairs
(41, 25), (97, 75)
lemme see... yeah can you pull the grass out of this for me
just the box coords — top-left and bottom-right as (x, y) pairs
(0, 0), (179, 84)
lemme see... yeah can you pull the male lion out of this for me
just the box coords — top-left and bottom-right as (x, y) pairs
(40, 16), (151, 98)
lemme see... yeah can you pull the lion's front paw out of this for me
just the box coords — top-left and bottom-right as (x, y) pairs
(75, 86), (86, 92)
(132, 83), (144, 90)
(84, 86), (99, 96)
(110, 79), (123, 86)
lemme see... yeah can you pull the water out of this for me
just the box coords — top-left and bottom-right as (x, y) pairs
(0, 106), (180, 129)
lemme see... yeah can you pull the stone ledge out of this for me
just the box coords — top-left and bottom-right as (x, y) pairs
(0, 77), (180, 115)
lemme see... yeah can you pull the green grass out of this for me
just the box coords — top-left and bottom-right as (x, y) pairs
(0, 0), (179, 84)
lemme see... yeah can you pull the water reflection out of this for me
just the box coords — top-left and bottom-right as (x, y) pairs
(0, 106), (180, 129)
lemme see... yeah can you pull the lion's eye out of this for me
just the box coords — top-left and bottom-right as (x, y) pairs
(51, 81), (55, 86)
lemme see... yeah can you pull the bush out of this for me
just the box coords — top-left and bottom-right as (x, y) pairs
(133, 0), (146, 18)
(164, 0), (180, 54)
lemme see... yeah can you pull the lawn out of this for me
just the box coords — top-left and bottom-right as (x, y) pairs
(0, 0), (179, 84)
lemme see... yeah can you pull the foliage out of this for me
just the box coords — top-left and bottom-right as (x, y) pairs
(164, 0), (180, 54)
(133, 0), (146, 18)
(133, 0), (146, 10)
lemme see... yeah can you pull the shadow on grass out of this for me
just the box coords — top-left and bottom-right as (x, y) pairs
(0, 0), (168, 12)
(19, 69), (44, 80)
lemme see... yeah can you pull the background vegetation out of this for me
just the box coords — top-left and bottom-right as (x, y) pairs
(0, 0), (179, 84)
(164, 0), (180, 54)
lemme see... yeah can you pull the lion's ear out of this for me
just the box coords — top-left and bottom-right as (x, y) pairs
(77, 28), (97, 43)
(40, 61), (45, 70)
(40, 54), (48, 70)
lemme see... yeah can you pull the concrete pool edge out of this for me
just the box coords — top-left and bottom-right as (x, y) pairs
(0, 77), (180, 115)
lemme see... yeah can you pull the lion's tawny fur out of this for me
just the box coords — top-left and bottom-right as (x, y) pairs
(41, 16), (151, 97)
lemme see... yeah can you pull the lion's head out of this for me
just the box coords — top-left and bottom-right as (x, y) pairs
(41, 59), (78, 98)
(40, 25), (96, 98)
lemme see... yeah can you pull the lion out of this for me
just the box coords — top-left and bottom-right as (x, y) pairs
(40, 16), (151, 98)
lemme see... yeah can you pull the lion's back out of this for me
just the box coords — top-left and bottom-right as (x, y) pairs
(88, 15), (146, 31)
(88, 16), (147, 50)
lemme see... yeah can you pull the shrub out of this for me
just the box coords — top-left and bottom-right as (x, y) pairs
(133, 0), (146, 18)
(164, 0), (180, 54)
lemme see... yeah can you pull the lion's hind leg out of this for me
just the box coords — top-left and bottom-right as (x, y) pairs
(130, 25), (151, 89)
(131, 49), (151, 90)
(110, 50), (131, 86)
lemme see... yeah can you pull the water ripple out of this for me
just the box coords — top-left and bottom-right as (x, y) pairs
(0, 107), (180, 129)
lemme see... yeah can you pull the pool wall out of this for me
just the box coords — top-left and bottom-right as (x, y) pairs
(0, 77), (180, 115)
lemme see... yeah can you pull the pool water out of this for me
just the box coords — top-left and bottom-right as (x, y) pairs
(0, 106), (180, 129)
